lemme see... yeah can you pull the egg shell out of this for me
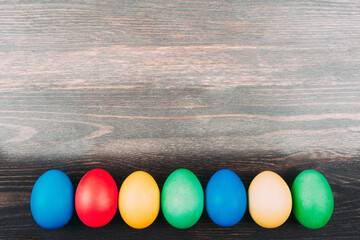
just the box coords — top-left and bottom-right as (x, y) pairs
(119, 171), (160, 229)
(30, 169), (74, 230)
(75, 169), (118, 228)
(248, 171), (292, 228)
(161, 168), (204, 229)
(292, 169), (334, 229)
(205, 169), (247, 227)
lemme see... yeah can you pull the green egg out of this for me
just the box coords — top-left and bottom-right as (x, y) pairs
(291, 170), (334, 229)
(161, 168), (204, 229)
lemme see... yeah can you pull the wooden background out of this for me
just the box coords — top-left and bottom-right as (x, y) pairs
(1, 0), (359, 239)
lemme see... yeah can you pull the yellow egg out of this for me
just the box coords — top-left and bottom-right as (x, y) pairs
(119, 171), (160, 229)
(248, 171), (292, 228)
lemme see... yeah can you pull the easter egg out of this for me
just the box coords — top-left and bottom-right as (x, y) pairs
(75, 169), (118, 228)
(119, 171), (160, 229)
(205, 169), (247, 227)
(161, 169), (204, 229)
(292, 169), (334, 229)
(248, 171), (292, 228)
(30, 169), (74, 229)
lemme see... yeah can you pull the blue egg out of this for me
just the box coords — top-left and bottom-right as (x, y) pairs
(30, 169), (74, 229)
(205, 169), (247, 227)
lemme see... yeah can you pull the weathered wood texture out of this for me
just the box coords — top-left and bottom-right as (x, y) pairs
(0, 0), (359, 239)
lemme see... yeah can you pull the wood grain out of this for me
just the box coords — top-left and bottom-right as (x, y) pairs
(0, 0), (360, 239)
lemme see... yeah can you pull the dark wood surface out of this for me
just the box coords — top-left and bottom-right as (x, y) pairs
(1, 0), (360, 239)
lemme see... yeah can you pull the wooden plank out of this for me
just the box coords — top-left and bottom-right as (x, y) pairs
(0, 0), (359, 239)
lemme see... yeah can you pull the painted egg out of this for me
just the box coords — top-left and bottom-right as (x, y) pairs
(205, 169), (247, 227)
(119, 171), (160, 229)
(292, 169), (334, 229)
(248, 171), (292, 228)
(161, 168), (204, 229)
(30, 169), (74, 229)
(75, 169), (118, 228)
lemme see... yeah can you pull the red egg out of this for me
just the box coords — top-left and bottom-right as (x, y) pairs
(75, 169), (118, 228)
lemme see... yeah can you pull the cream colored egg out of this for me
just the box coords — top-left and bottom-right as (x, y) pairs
(248, 171), (292, 228)
(119, 171), (160, 229)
